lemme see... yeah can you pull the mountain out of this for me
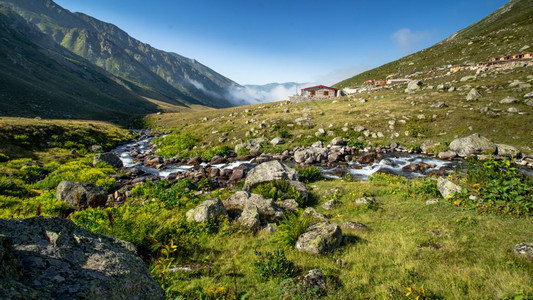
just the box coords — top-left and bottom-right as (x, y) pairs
(335, 0), (533, 88)
(1, 0), (240, 108)
(0, 6), (171, 122)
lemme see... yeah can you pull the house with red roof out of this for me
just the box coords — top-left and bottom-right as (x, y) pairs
(300, 85), (340, 99)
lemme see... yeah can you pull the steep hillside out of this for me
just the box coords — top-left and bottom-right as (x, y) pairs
(1, 0), (239, 108)
(0, 6), (171, 122)
(336, 0), (533, 88)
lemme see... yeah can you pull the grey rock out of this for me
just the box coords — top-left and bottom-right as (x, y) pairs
(294, 147), (328, 164)
(238, 204), (261, 230)
(321, 199), (341, 210)
(437, 150), (457, 159)
(270, 137), (285, 146)
(437, 177), (462, 199)
(425, 199), (440, 205)
(224, 191), (284, 221)
(524, 91), (533, 99)
(525, 99), (533, 106)
(496, 144), (520, 158)
(302, 207), (327, 222)
(341, 221), (367, 231)
(186, 198), (228, 223)
(460, 75), (476, 82)
(406, 80), (423, 92)
(301, 269), (326, 294)
(449, 133), (496, 157)
(0, 217), (164, 300)
(279, 199), (299, 212)
(56, 181), (107, 210)
(330, 137), (347, 146)
(355, 197), (375, 205)
(243, 160), (298, 191)
(513, 243), (533, 258)
(296, 222), (342, 255)
(499, 96), (518, 104)
(466, 88), (482, 101)
(93, 152), (123, 168)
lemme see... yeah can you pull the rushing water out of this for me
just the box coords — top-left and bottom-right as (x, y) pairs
(112, 136), (462, 180)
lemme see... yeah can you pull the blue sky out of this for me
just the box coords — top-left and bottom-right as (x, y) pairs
(54, 0), (508, 85)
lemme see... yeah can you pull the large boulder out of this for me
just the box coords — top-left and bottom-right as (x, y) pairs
(224, 191), (284, 221)
(448, 133), (496, 157)
(243, 160), (298, 191)
(296, 222), (342, 255)
(405, 80), (423, 92)
(437, 177), (462, 199)
(186, 198), (228, 223)
(56, 181), (107, 210)
(0, 217), (164, 300)
(93, 152), (123, 169)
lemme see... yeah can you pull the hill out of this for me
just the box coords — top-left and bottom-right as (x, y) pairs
(0, 0), (240, 110)
(335, 0), (533, 88)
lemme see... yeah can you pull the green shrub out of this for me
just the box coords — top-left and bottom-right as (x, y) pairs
(20, 165), (47, 184)
(33, 156), (116, 191)
(295, 166), (324, 183)
(0, 176), (28, 197)
(0, 191), (73, 218)
(201, 145), (232, 160)
(6, 158), (33, 169)
(130, 179), (200, 208)
(251, 180), (306, 205)
(0, 153), (9, 162)
(408, 179), (440, 198)
(278, 278), (325, 299)
(236, 146), (250, 157)
(273, 213), (312, 247)
(458, 159), (533, 217)
(253, 249), (297, 281)
(154, 132), (200, 158)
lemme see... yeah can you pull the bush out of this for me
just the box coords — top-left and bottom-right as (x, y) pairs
(253, 249), (297, 281)
(459, 159), (533, 217)
(251, 180), (306, 205)
(295, 166), (324, 183)
(407, 179), (440, 198)
(0, 153), (9, 162)
(154, 132), (200, 158)
(130, 179), (200, 208)
(20, 165), (47, 184)
(273, 213), (312, 247)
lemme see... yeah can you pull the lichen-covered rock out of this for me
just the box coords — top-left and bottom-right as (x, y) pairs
(296, 222), (342, 255)
(186, 198), (228, 223)
(93, 152), (123, 168)
(238, 204), (261, 230)
(56, 180), (107, 210)
(302, 207), (327, 222)
(301, 269), (327, 294)
(437, 177), (462, 199)
(496, 144), (521, 158)
(243, 160), (298, 191)
(448, 133), (496, 157)
(0, 217), (164, 300)
(224, 191), (284, 221)
(279, 199), (299, 212)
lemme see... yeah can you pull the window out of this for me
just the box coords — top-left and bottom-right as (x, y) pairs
(324, 91), (329, 96)
(310, 91), (316, 96)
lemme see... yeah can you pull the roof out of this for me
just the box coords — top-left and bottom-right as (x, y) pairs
(301, 85), (339, 91)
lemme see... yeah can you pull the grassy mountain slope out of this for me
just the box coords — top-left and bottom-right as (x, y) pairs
(335, 0), (533, 88)
(1, 0), (239, 108)
(0, 6), (171, 123)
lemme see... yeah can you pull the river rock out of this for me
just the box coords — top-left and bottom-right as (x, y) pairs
(295, 222), (342, 255)
(437, 177), (462, 199)
(93, 152), (123, 168)
(437, 150), (457, 159)
(56, 181), (107, 210)
(466, 88), (482, 101)
(0, 217), (164, 300)
(449, 133), (496, 157)
(228, 168), (245, 182)
(224, 191), (284, 221)
(496, 144), (520, 158)
(186, 198), (228, 223)
(243, 160), (298, 191)
(513, 242), (533, 258)
(294, 147), (328, 164)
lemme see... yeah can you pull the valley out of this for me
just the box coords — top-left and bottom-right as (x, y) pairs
(0, 0), (532, 299)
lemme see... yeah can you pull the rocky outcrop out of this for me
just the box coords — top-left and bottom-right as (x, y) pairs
(437, 177), (462, 199)
(93, 152), (123, 169)
(243, 160), (298, 191)
(296, 222), (342, 255)
(0, 217), (164, 300)
(448, 133), (496, 157)
(186, 198), (228, 223)
(56, 181), (107, 210)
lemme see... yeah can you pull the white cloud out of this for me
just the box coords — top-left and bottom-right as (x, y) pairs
(391, 28), (432, 53)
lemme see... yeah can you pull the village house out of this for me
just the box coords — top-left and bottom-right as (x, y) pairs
(300, 85), (340, 98)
